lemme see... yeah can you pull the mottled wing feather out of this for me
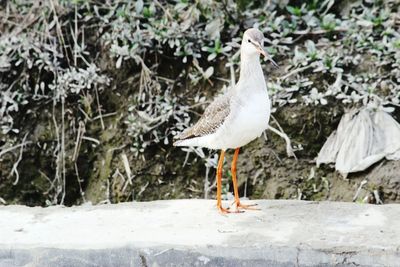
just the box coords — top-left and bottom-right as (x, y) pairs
(176, 95), (230, 140)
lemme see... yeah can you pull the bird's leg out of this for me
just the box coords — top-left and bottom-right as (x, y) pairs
(231, 148), (241, 206)
(216, 150), (230, 214)
(231, 148), (259, 211)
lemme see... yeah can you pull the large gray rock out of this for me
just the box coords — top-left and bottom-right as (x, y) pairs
(0, 200), (399, 267)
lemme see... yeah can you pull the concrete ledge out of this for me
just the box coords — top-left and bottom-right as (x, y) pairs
(1, 200), (399, 267)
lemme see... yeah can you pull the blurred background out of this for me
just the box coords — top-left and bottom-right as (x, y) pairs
(0, 0), (399, 207)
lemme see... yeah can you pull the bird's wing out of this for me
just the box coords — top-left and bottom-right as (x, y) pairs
(175, 94), (231, 140)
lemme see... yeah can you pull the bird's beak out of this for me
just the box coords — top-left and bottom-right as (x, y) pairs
(256, 44), (279, 68)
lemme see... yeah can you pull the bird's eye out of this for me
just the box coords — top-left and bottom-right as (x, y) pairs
(248, 39), (251, 43)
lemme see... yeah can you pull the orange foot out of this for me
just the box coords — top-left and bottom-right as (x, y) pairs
(235, 202), (260, 211)
(218, 204), (243, 214)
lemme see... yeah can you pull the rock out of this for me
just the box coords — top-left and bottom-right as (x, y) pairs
(1, 200), (399, 267)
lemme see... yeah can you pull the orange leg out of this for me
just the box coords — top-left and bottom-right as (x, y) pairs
(231, 148), (259, 211)
(216, 150), (230, 213)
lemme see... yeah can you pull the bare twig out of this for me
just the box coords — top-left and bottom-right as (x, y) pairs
(268, 116), (297, 159)
(60, 96), (66, 205)
(94, 85), (105, 130)
(9, 133), (29, 185)
(72, 121), (85, 162)
(204, 163), (219, 199)
(204, 165), (211, 199)
(280, 64), (314, 81)
(7, 1), (41, 36)
(0, 141), (32, 158)
(352, 179), (368, 202)
(293, 27), (348, 36)
(52, 77), (63, 205)
(74, 162), (86, 202)
(108, 144), (127, 153)
(73, 2), (78, 65)
(82, 136), (100, 145)
(49, 0), (70, 66)
(121, 153), (133, 185)
(252, 169), (264, 186)
(72, 121), (86, 202)
(229, 64), (236, 87)
(373, 190), (383, 204)
(113, 168), (126, 183)
(137, 181), (149, 198)
(192, 58), (214, 86)
(93, 112), (118, 121)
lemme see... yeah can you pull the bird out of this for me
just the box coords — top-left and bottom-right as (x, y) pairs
(174, 28), (278, 213)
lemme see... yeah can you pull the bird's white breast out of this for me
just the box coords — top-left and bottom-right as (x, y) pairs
(211, 87), (270, 150)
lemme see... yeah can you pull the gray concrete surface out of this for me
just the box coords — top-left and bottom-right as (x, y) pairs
(0, 199), (399, 267)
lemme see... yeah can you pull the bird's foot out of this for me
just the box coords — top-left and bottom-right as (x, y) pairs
(235, 202), (260, 211)
(218, 204), (243, 214)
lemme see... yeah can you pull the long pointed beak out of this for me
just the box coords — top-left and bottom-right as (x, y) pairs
(256, 46), (279, 68)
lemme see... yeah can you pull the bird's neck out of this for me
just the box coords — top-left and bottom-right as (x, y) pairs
(238, 53), (265, 87)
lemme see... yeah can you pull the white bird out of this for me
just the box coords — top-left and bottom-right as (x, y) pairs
(174, 28), (277, 213)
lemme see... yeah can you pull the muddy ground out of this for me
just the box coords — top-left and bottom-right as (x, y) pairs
(1, 0), (399, 205)
(1, 92), (399, 206)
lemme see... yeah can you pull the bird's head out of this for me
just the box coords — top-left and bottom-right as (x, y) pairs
(241, 28), (278, 68)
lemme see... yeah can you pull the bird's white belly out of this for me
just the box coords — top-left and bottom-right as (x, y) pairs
(212, 93), (270, 150)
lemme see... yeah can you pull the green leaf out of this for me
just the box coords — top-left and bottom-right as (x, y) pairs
(143, 7), (152, 18)
(287, 6), (301, 17)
